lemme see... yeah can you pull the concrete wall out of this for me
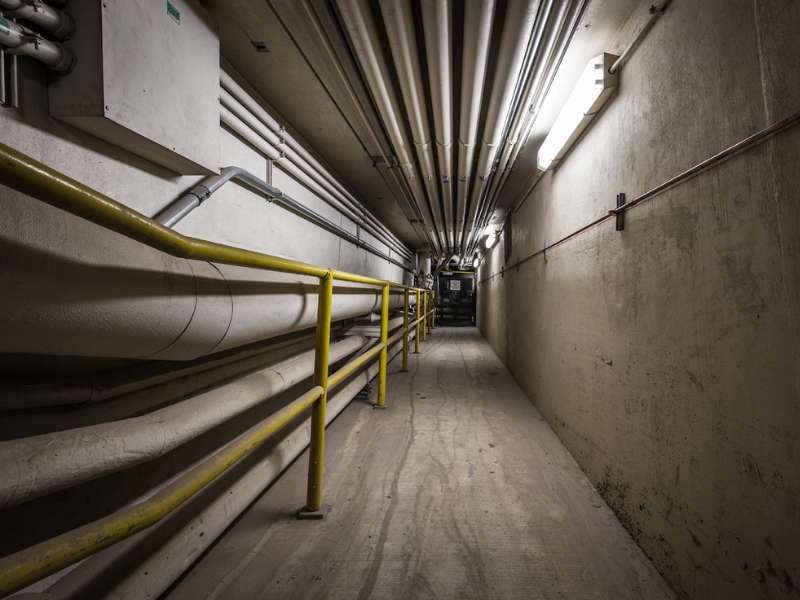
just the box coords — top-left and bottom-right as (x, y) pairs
(477, 2), (800, 599)
(0, 54), (403, 285)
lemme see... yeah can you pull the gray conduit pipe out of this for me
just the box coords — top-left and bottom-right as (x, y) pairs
(0, 335), (369, 509)
(0, 13), (72, 71)
(41, 334), (412, 600)
(218, 103), (412, 265)
(154, 166), (412, 272)
(0, 0), (74, 39)
(220, 71), (412, 260)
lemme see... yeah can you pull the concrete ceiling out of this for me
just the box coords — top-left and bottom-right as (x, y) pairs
(203, 0), (641, 252)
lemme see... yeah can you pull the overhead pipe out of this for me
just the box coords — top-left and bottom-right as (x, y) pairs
(154, 165), (412, 271)
(378, 0), (447, 252)
(0, 14), (73, 71)
(0, 336), (369, 508)
(421, 0), (454, 251)
(461, 0), (540, 254)
(454, 0), (496, 251)
(0, 0), (74, 39)
(37, 334), (412, 600)
(220, 91), (413, 262)
(280, 3), (430, 248)
(220, 71), (412, 260)
(469, 0), (586, 255)
(335, 0), (444, 255)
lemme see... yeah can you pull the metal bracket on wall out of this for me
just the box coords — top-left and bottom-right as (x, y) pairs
(0, 44), (20, 109)
(615, 192), (626, 231)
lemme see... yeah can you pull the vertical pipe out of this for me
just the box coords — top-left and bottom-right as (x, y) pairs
(402, 288), (409, 371)
(377, 284), (390, 407)
(301, 272), (334, 516)
(415, 289), (421, 353)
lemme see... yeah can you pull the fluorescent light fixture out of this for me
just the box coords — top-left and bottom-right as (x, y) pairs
(537, 52), (618, 171)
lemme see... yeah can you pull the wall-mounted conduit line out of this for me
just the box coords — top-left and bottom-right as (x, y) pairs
(480, 109), (800, 283)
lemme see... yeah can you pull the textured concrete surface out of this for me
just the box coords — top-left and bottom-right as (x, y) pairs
(165, 327), (673, 600)
(477, 2), (800, 599)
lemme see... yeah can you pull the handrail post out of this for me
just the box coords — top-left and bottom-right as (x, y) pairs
(423, 291), (428, 342)
(414, 289), (421, 354)
(299, 271), (333, 519)
(431, 290), (436, 329)
(402, 288), (409, 371)
(375, 283), (390, 408)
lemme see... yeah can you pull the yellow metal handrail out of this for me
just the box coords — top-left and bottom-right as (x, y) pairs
(0, 141), (438, 596)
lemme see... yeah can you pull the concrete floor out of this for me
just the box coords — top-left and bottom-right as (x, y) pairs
(165, 327), (675, 600)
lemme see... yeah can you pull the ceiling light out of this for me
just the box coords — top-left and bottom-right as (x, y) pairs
(537, 53), (618, 171)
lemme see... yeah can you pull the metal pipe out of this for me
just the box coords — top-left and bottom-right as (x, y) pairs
(608, 0), (672, 74)
(220, 71), (411, 258)
(0, 335), (367, 508)
(154, 165), (413, 271)
(0, 0), (74, 39)
(0, 141), (423, 287)
(462, 0), (540, 254)
(0, 385), (326, 597)
(402, 288), (409, 370)
(421, 0), (454, 250)
(414, 289), (421, 353)
(455, 0), (496, 250)
(379, 0), (447, 252)
(481, 109), (800, 282)
(335, 0), (443, 255)
(0, 14), (73, 71)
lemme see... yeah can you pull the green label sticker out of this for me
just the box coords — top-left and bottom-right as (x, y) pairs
(166, 1), (180, 24)
(0, 16), (11, 36)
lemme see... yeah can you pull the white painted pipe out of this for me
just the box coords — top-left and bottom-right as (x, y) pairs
(39, 335), (411, 600)
(220, 71), (412, 260)
(219, 97), (411, 262)
(462, 0), (540, 253)
(378, 0), (446, 252)
(335, 0), (443, 255)
(0, 199), (401, 360)
(0, 0), (74, 39)
(455, 0), (496, 250)
(0, 336), (368, 508)
(0, 14), (73, 71)
(421, 0), (454, 250)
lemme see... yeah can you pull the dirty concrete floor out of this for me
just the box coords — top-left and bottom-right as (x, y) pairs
(165, 327), (674, 600)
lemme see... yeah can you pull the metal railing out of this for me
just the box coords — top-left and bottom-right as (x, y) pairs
(0, 141), (437, 597)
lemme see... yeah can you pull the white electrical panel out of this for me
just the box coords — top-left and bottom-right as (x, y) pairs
(49, 0), (220, 174)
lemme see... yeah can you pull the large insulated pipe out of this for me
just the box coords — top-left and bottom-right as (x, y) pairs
(221, 71), (410, 259)
(0, 192), (401, 361)
(461, 0), (540, 253)
(378, 0), (446, 252)
(0, 13), (73, 71)
(335, 0), (443, 255)
(0, 336), (368, 508)
(455, 0), (496, 250)
(421, 0), (454, 250)
(38, 335), (411, 600)
(0, 0), (74, 39)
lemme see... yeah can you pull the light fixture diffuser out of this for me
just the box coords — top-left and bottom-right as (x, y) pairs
(537, 52), (619, 171)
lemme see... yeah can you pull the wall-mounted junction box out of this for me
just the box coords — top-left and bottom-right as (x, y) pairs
(49, 0), (220, 175)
